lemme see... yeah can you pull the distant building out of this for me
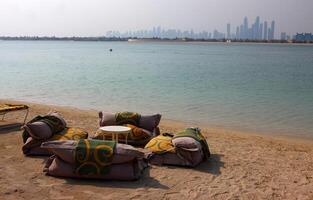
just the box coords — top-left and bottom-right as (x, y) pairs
(239, 25), (244, 39)
(263, 21), (268, 40)
(213, 30), (225, 39)
(236, 26), (240, 39)
(269, 21), (275, 40)
(254, 16), (260, 40)
(104, 16), (283, 41)
(244, 17), (249, 39)
(281, 32), (287, 40)
(227, 23), (231, 39)
(259, 23), (263, 40)
(295, 33), (313, 42)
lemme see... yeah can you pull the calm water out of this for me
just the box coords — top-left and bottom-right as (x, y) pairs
(1, 41), (313, 137)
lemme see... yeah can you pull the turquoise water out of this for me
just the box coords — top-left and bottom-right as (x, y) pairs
(1, 41), (313, 137)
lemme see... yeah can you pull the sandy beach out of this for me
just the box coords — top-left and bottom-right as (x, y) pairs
(0, 100), (312, 200)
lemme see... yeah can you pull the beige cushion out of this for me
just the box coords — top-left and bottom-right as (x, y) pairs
(48, 111), (67, 127)
(172, 137), (201, 151)
(98, 111), (161, 132)
(44, 156), (146, 180)
(23, 121), (53, 140)
(41, 141), (145, 165)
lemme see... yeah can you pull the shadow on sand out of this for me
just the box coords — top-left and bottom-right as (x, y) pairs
(162, 153), (224, 175)
(0, 122), (23, 134)
(64, 167), (169, 189)
(193, 154), (224, 175)
(63, 154), (224, 189)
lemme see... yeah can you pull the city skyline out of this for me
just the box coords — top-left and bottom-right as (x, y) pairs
(0, 0), (312, 37)
(105, 16), (292, 40)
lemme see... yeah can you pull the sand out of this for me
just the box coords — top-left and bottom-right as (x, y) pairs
(0, 100), (312, 200)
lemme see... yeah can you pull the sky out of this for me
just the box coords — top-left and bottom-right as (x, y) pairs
(0, 0), (312, 37)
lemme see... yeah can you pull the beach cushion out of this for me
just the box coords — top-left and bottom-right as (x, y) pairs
(48, 111), (67, 128)
(22, 111), (67, 142)
(50, 127), (88, 141)
(139, 114), (162, 132)
(144, 133), (175, 154)
(127, 124), (151, 140)
(23, 121), (53, 140)
(99, 111), (161, 132)
(42, 140), (147, 180)
(22, 111), (88, 156)
(148, 148), (204, 167)
(115, 112), (141, 126)
(93, 124), (151, 141)
(172, 137), (201, 150)
(145, 128), (210, 167)
(146, 140), (204, 167)
(44, 156), (146, 180)
(173, 127), (210, 159)
(41, 140), (145, 165)
(22, 127), (88, 156)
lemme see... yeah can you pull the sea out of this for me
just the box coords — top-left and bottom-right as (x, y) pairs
(0, 41), (313, 137)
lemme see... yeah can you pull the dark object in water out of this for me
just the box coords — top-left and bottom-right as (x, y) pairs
(109, 49), (113, 52)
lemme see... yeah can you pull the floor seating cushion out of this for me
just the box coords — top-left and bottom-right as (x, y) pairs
(22, 112), (88, 156)
(93, 111), (161, 146)
(42, 139), (147, 180)
(145, 128), (210, 167)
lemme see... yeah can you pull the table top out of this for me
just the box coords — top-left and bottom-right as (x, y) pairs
(100, 125), (131, 133)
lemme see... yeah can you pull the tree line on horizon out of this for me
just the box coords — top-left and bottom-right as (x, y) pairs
(0, 36), (312, 43)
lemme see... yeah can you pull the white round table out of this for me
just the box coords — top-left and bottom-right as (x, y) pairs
(99, 126), (131, 144)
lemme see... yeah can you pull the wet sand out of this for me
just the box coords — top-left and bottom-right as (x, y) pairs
(0, 100), (313, 200)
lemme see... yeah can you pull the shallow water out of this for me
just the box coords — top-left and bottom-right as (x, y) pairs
(0, 41), (313, 137)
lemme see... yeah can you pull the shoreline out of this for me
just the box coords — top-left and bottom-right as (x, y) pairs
(2, 98), (313, 144)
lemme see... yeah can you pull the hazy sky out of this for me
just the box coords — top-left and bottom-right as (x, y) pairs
(0, 0), (312, 37)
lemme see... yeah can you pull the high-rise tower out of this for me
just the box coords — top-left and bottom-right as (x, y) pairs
(244, 17), (248, 39)
(259, 23), (263, 40)
(255, 16), (260, 39)
(227, 23), (231, 39)
(263, 21), (268, 40)
(270, 21), (275, 40)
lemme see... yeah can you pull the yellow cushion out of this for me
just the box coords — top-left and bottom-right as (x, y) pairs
(0, 104), (28, 113)
(126, 124), (151, 140)
(51, 127), (88, 141)
(145, 134), (175, 154)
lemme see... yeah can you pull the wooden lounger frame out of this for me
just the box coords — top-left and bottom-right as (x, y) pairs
(0, 108), (29, 125)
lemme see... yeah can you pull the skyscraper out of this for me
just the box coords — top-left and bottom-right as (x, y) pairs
(281, 32), (287, 40)
(270, 21), (275, 40)
(239, 25), (244, 39)
(254, 16), (260, 39)
(268, 28), (272, 40)
(251, 24), (255, 40)
(244, 17), (248, 39)
(259, 23), (263, 40)
(263, 21), (268, 40)
(157, 26), (161, 38)
(227, 23), (231, 39)
(236, 26), (240, 39)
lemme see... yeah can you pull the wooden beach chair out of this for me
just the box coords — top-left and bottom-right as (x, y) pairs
(0, 104), (29, 130)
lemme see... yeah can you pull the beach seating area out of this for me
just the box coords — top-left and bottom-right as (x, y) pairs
(19, 106), (211, 181)
(1, 101), (313, 199)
